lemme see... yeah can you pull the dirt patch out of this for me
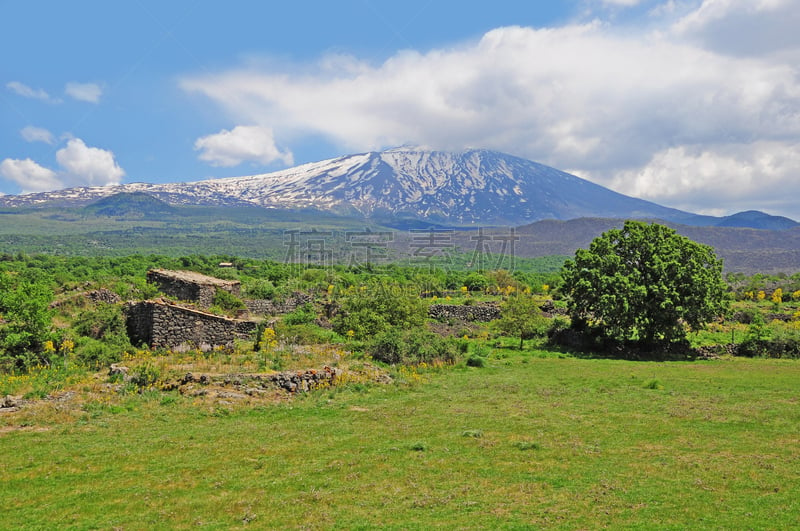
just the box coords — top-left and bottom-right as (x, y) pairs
(0, 425), (51, 436)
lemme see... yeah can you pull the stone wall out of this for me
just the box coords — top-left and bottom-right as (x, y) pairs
(147, 269), (241, 308)
(244, 293), (314, 316)
(428, 303), (501, 322)
(126, 299), (256, 349)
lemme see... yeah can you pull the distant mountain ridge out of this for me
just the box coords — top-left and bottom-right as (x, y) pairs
(0, 147), (795, 229)
(81, 192), (176, 219)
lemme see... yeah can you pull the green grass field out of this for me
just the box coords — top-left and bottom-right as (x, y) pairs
(2, 351), (799, 529)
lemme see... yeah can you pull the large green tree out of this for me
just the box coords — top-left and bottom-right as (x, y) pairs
(561, 221), (728, 347)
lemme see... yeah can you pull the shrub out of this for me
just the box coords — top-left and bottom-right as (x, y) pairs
(514, 441), (542, 451)
(642, 378), (664, 390)
(368, 327), (459, 365)
(333, 283), (426, 340)
(245, 279), (277, 300)
(128, 362), (161, 389)
(211, 288), (245, 313)
(282, 303), (317, 326)
(0, 276), (55, 369)
(464, 273), (489, 292)
(73, 303), (127, 341)
(275, 323), (337, 345)
(70, 303), (132, 368)
(466, 354), (487, 368)
(469, 343), (492, 358)
(74, 337), (124, 369)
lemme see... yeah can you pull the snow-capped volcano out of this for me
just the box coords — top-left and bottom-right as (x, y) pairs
(0, 147), (691, 225)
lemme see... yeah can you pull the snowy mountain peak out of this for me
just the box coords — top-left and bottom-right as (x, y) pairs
(0, 147), (691, 225)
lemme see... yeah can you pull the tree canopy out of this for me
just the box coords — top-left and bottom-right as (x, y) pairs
(497, 294), (548, 349)
(561, 221), (728, 347)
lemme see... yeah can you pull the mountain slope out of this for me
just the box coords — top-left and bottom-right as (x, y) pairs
(167, 147), (698, 225)
(0, 147), (795, 228)
(0, 148), (691, 225)
(81, 192), (177, 219)
(714, 210), (799, 230)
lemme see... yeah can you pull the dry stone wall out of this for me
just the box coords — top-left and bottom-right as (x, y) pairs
(428, 303), (501, 322)
(126, 300), (256, 349)
(179, 367), (342, 394)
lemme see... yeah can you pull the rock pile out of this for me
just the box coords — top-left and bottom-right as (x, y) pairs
(0, 395), (23, 411)
(179, 366), (343, 394)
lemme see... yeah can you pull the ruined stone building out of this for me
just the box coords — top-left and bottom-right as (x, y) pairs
(125, 299), (256, 349)
(146, 268), (240, 308)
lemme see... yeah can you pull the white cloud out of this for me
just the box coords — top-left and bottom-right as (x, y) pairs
(6, 81), (60, 103)
(65, 82), (103, 103)
(20, 126), (55, 144)
(194, 125), (293, 167)
(672, 0), (800, 57)
(56, 138), (125, 187)
(608, 141), (800, 215)
(0, 138), (126, 193)
(0, 158), (63, 193)
(180, 1), (800, 219)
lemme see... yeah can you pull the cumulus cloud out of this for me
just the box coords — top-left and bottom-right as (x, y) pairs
(180, 0), (800, 219)
(194, 125), (293, 167)
(0, 138), (125, 193)
(0, 158), (63, 193)
(20, 126), (55, 144)
(65, 82), (103, 103)
(6, 81), (60, 103)
(56, 138), (125, 187)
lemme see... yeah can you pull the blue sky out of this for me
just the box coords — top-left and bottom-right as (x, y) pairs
(3, 0), (800, 219)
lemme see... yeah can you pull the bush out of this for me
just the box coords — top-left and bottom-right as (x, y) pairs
(73, 303), (127, 341)
(469, 343), (492, 358)
(333, 283), (426, 340)
(738, 327), (800, 359)
(70, 303), (132, 368)
(466, 354), (487, 368)
(547, 316), (571, 339)
(463, 272), (489, 292)
(282, 304), (317, 326)
(0, 276), (55, 369)
(368, 327), (459, 365)
(245, 279), (277, 300)
(211, 288), (245, 313)
(275, 323), (337, 345)
(74, 337), (124, 369)
(128, 362), (161, 389)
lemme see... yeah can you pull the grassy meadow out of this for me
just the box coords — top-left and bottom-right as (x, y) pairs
(2, 349), (799, 529)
